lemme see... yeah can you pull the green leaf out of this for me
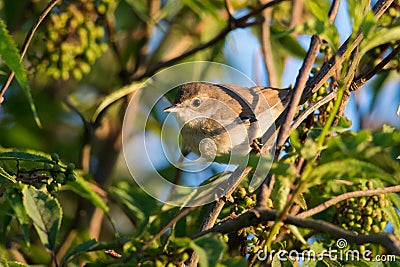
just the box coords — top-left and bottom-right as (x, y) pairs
(271, 176), (291, 211)
(347, 0), (369, 33)
(0, 151), (52, 163)
(61, 239), (97, 264)
(301, 139), (318, 161)
(64, 171), (113, 227)
(294, 18), (339, 49)
(360, 26), (400, 54)
(383, 206), (400, 238)
(92, 82), (142, 123)
(0, 260), (29, 267)
(0, 19), (41, 127)
(124, 0), (152, 23)
(0, 166), (15, 182)
(109, 186), (149, 236)
(287, 225), (307, 244)
(308, 1), (330, 22)
(171, 237), (209, 267)
(22, 186), (62, 250)
(8, 193), (30, 246)
(218, 257), (248, 267)
(308, 158), (393, 184)
(194, 234), (226, 267)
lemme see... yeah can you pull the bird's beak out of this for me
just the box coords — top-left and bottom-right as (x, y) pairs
(163, 106), (177, 113)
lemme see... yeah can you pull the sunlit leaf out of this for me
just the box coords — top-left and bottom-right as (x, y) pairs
(92, 82), (142, 123)
(360, 26), (400, 54)
(0, 19), (41, 127)
(22, 186), (62, 250)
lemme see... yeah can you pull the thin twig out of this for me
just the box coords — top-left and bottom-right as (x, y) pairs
(275, 0), (342, 151)
(260, 0), (279, 87)
(275, 34), (322, 151)
(131, 0), (286, 81)
(298, 185), (400, 218)
(290, 90), (337, 132)
(63, 97), (93, 171)
(351, 44), (400, 91)
(289, 0), (304, 28)
(0, 0), (61, 102)
(303, 0), (394, 103)
(140, 206), (195, 251)
(193, 207), (400, 256)
(186, 199), (226, 267)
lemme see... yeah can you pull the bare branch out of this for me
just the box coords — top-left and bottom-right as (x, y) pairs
(131, 0), (286, 81)
(290, 90), (337, 132)
(193, 207), (400, 256)
(187, 166), (251, 266)
(298, 185), (400, 218)
(275, 0), (341, 152)
(260, 0), (279, 87)
(303, 0), (394, 103)
(351, 44), (400, 91)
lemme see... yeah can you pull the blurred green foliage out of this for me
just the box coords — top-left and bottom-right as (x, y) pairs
(0, 0), (400, 266)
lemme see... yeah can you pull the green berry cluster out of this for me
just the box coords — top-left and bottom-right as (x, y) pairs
(36, 0), (110, 80)
(15, 153), (76, 193)
(336, 181), (390, 235)
(245, 224), (270, 254)
(230, 187), (257, 215)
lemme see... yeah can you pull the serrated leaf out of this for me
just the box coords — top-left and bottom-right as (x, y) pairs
(22, 186), (62, 250)
(0, 19), (41, 127)
(92, 82), (142, 123)
(0, 151), (52, 163)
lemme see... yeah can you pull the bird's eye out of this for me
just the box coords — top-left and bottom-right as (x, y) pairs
(191, 98), (201, 107)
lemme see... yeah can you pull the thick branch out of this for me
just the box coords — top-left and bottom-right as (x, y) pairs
(193, 207), (400, 256)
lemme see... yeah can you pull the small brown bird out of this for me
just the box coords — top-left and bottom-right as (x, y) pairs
(164, 82), (292, 158)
